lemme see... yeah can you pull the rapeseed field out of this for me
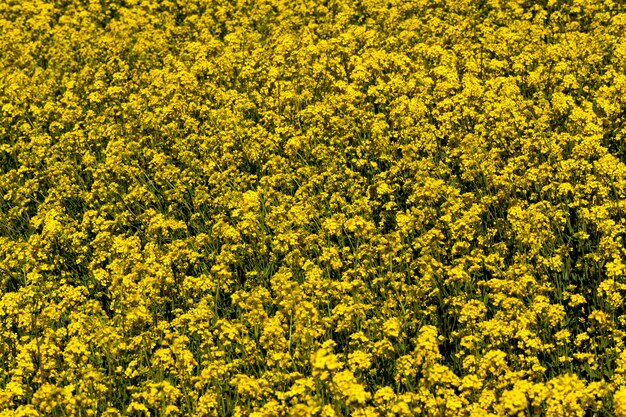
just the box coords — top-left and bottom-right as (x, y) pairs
(2, 0), (626, 415)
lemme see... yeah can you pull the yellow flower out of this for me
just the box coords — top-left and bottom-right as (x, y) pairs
(332, 370), (371, 405)
(614, 386), (626, 417)
(382, 317), (402, 338)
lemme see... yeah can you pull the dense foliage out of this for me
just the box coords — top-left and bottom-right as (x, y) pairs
(2, 0), (626, 415)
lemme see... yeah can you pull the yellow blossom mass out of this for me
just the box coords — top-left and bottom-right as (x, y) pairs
(2, 0), (626, 415)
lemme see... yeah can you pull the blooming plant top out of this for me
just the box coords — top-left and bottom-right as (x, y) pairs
(1, 0), (626, 416)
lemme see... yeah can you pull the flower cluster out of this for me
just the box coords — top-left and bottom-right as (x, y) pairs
(2, 0), (626, 415)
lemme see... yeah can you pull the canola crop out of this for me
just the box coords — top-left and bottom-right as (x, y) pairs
(2, 0), (626, 416)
